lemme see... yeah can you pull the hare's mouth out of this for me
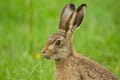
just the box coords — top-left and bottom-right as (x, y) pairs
(42, 54), (51, 59)
(45, 56), (50, 59)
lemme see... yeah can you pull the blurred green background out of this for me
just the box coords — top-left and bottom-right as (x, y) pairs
(0, 0), (120, 80)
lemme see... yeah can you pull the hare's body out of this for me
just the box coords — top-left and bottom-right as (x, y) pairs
(55, 53), (117, 80)
(42, 3), (118, 80)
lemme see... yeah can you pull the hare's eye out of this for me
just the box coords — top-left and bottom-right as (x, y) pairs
(55, 40), (61, 46)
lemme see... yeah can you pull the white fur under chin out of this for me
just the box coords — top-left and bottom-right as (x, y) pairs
(50, 52), (69, 60)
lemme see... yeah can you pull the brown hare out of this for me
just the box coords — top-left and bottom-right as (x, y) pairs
(41, 3), (118, 80)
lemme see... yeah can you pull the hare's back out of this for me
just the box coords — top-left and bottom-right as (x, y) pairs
(75, 54), (118, 80)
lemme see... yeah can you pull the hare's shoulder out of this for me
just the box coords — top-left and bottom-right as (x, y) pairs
(72, 53), (118, 80)
(73, 53), (109, 73)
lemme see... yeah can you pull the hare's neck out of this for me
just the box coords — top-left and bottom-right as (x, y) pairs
(67, 39), (76, 55)
(54, 54), (78, 80)
(55, 54), (75, 69)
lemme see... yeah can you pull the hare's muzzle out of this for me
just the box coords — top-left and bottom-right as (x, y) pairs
(41, 49), (50, 59)
(41, 49), (46, 56)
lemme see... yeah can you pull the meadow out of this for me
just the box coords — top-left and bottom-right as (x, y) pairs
(0, 0), (120, 80)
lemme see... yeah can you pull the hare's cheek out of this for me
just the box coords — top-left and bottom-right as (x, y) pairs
(47, 45), (56, 54)
(48, 45), (54, 50)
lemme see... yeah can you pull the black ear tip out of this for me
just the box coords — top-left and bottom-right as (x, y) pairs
(77, 4), (87, 12)
(81, 4), (87, 8)
(69, 3), (75, 10)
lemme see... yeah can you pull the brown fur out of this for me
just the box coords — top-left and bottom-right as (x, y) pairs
(55, 53), (118, 80)
(42, 3), (118, 80)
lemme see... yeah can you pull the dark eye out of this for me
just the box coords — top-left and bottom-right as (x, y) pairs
(55, 40), (61, 46)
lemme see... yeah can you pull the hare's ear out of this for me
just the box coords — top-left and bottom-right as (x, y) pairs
(67, 4), (87, 33)
(59, 3), (75, 32)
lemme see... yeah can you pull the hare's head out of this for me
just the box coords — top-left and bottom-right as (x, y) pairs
(42, 3), (87, 60)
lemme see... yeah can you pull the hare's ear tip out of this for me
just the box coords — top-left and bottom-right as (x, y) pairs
(69, 3), (75, 10)
(66, 3), (75, 10)
(81, 4), (87, 8)
(77, 4), (87, 13)
(82, 4), (87, 6)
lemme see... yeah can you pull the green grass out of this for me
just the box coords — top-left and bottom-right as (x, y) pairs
(0, 0), (120, 80)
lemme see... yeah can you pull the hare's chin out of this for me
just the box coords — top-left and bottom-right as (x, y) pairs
(50, 56), (60, 60)
(45, 56), (50, 59)
(50, 54), (68, 60)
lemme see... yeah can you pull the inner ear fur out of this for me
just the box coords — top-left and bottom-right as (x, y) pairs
(67, 4), (87, 33)
(59, 3), (75, 32)
(73, 4), (87, 29)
